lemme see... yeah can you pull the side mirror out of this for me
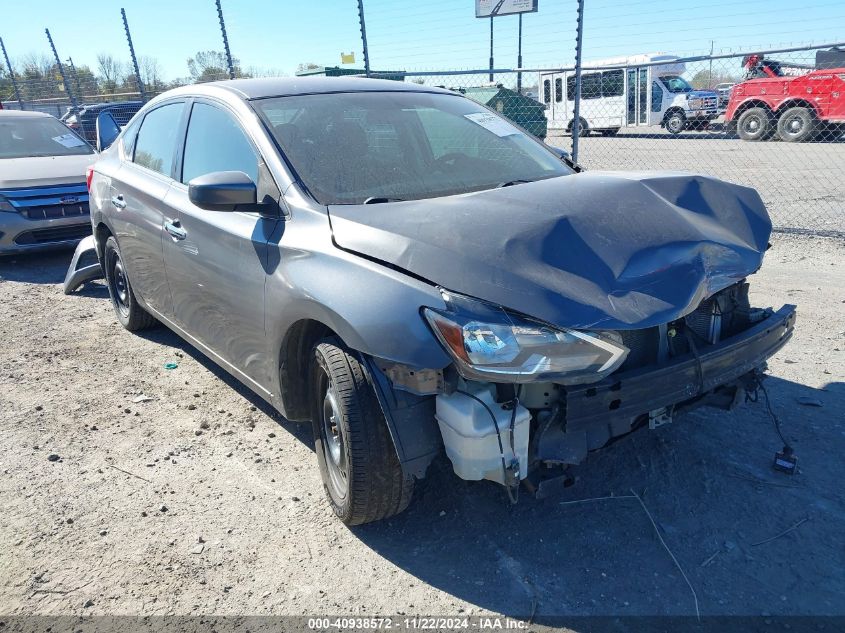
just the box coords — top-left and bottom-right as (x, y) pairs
(95, 111), (121, 151)
(188, 171), (257, 211)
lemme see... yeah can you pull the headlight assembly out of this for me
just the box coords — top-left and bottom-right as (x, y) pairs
(0, 196), (18, 213)
(423, 291), (628, 384)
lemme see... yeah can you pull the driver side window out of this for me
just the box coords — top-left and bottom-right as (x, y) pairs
(181, 103), (259, 185)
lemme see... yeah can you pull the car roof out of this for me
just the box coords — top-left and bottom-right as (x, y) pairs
(176, 76), (453, 100)
(0, 110), (54, 119)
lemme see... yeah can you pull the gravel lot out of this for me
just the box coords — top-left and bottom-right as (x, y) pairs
(1, 234), (844, 625)
(549, 129), (845, 236)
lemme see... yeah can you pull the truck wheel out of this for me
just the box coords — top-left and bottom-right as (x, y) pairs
(568, 118), (589, 137)
(103, 236), (156, 331)
(310, 338), (414, 525)
(665, 110), (686, 135)
(777, 107), (816, 142)
(736, 107), (772, 141)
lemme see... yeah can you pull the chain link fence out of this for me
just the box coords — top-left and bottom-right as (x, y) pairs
(2, 43), (843, 236)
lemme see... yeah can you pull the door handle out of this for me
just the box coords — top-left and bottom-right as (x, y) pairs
(164, 219), (187, 241)
(111, 195), (126, 210)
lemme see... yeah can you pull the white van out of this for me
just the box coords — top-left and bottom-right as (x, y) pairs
(540, 54), (719, 135)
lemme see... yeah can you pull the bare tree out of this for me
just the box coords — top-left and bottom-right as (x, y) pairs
(97, 53), (125, 93)
(187, 50), (245, 83)
(138, 55), (164, 93)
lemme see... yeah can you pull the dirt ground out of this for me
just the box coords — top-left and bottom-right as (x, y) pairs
(1, 234), (844, 624)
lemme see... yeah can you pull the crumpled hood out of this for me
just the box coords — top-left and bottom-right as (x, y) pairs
(0, 154), (94, 189)
(328, 172), (771, 330)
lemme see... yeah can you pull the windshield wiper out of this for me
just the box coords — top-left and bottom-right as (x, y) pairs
(363, 196), (405, 204)
(496, 179), (533, 188)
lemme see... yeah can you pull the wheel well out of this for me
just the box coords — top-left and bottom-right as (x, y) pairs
(278, 319), (337, 422)
(775, 99), (819, 117)
(94, 222), (112, 261)
(734, 100), (773, 118)
(662, 107), (685, 123)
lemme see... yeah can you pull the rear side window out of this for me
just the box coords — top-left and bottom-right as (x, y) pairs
(602, 70), (624, 97)
(133, 102), (185, 177)
(181, 103), (258, 184)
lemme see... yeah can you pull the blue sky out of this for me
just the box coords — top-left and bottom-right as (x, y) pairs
(1, 0), (843, 79)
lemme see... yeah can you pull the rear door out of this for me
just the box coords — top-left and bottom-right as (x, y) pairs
(109, 100), (187, 316)
(160, 99), (280, 389)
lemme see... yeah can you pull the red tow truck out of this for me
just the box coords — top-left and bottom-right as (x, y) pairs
(725, 47), (845, 142)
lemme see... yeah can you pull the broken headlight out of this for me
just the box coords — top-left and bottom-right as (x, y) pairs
(423, 291), (628, 384)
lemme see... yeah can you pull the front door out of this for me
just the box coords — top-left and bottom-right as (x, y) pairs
(160, 100), (281, 391)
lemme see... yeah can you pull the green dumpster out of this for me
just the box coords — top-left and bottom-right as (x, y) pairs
(460, 86), (547, 139)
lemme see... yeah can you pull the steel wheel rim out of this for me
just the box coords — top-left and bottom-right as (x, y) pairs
(320, 378), (348, 499)
(744, 116), (761, 133)
(111, 255), (130, 317)
(787, 116), (804, 134)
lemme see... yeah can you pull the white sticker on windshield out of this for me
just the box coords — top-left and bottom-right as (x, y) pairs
(52, 133), (86, 148)
(464, 112), (519, 137)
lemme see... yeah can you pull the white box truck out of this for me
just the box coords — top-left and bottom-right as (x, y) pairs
(540, 54), (719, 136)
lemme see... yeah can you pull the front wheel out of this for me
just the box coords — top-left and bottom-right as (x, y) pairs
(665, 110), (686, 135)
(103, 236), (156, 331)
(311, 338), (413, 525)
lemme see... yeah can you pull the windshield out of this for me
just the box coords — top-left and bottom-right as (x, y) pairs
(255, 91), (571, 205)
(0, 116), (93, 159)
(660, 75), (694, 93)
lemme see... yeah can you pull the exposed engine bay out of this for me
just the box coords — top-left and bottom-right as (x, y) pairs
(377, 281), (796, 497)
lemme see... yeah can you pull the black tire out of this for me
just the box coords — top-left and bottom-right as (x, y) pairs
(736, 107), (773, 141)
(777, 106), (816, 143)
(103, 236), (156, 331)
(310, 338), (413, 525)
(568, 117), (589, 137)
(664, 110), (686, 135)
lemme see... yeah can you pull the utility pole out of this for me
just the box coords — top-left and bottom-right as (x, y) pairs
(0, 37), (24, 109)
(517, 13), (523, 94)
(357, 0), (371, 77)
(215, 0), (236, 79)
(489, 16), (494, 82)
(45, 28), (77, 110)
(66, 57), (82, 97)
(571, 0), (585, 163)
(122, 8), (147, 100)
(709, 40), (714, 87)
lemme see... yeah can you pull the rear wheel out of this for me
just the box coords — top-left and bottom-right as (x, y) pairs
(777, 107), (816, 143)
(103, 236), (156, 331)
(736, 107), (773, 141)
(310, 338), (413, 525)
(568, 117), (589, 137)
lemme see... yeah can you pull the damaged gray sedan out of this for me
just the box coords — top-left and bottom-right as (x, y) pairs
(84, 78), (795, 525)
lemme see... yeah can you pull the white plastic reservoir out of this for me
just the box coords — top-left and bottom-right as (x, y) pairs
(435, 384), (531, 485)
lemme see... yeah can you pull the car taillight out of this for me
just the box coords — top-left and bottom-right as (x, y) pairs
(86, 166), (94, 192)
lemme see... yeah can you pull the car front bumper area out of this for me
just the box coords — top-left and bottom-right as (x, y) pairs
(535, 305), (797, 466)
(0, 212), (92, 255)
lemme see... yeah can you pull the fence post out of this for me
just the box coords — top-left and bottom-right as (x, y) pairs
(357, 0), (371, 78)
(215, 0), (236, 79)
(489, 16), (494, 82)
(571, 0), (585, 163)
(0, 36), (24, 109)
(45, 28), (77, 110)
(122, 8), (147, 100)
(517, 13), (523, 94)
